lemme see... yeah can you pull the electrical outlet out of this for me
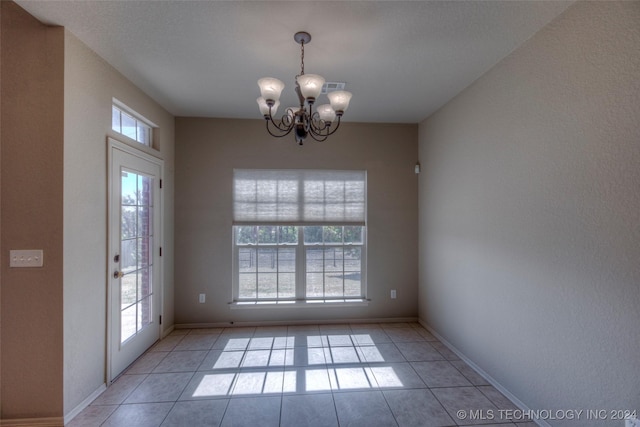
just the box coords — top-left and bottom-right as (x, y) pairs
(626, 417), (640, 427)
(199, 293), (206, 303)
(10, 250), (43, 267)
(390, 290), (396, 299)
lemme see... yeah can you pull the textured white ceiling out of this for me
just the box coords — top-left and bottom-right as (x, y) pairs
(17, 1), (573, 123)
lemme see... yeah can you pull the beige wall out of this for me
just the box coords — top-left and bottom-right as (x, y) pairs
(0, 1), (65, 419)
(418, 2), (640, 424)
(1, 1), (176, 420)
(175, 118), (418, 324)
(63, 30), (175, 415)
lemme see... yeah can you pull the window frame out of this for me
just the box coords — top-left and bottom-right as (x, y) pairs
(231, 169), (367, 306)
(232, 225), (367, 304)
(111, 99), (156, 148)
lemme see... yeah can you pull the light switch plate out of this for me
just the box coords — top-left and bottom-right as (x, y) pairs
(10, 250), (44, 267)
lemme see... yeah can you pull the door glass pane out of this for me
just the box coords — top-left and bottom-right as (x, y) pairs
(121, 239), (137, 273)
(121, 304), (136, 343)
(120, 169), (154, 344)
(138, 175), (153, 206)
(121, 172), (137, 205)
(139, 237), (151, 266)
(138, 268), (152, 299)
(138, 207), (150, 237)
(121, 273), (137, 308)
(138, 296), (152, 330)
(121, 207), (136, 239)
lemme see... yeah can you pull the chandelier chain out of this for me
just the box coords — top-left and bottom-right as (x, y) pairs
(300, 41), (305, 75)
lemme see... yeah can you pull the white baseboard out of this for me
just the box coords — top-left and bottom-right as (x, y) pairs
(418, 319), (551, 427)
(176, 317), (418, 329)
(162, 324), (175, 338)
(63, 383), (107, 425)
(0, 417), (64, 427)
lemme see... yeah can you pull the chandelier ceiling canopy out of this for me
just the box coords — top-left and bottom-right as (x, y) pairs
(257, 32), (352, 146)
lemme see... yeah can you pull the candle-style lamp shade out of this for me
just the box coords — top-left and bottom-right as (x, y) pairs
(257, 77), (285, 104)
(327, 91), (352, 115)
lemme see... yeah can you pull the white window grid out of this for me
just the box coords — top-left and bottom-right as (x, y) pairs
(233, 225), (366, 302)
(112, 103), (153, 146)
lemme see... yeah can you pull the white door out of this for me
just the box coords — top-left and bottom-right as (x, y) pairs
(108, 139), (163, 381)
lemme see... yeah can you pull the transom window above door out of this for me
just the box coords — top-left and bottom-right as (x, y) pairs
(111, 100), (154, 147)
(232, 169), (367, 305)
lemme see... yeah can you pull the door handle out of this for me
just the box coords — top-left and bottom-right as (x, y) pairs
(113, 270), (124, 279)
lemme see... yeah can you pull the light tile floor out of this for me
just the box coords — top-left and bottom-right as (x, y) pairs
(69, 323), (537, 427)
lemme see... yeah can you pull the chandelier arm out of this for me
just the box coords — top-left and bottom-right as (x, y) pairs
(307, 130), (330, 142)
(267, 117), (292, 133)
(307, 117), (331, 142)
(265, 108), (295, 133)
(308, 115), (342, 141)
(265, 118), (295, 138)
(308, 111), (330, 134)
(323, 115), (342, 136)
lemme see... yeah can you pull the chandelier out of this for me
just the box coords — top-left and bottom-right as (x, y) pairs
(256, 32), (352, 146)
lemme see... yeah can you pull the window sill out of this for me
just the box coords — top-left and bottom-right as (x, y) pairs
(229, 299), (370, 309)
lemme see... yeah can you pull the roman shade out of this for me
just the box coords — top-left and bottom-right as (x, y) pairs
(233, 169), (366, 225)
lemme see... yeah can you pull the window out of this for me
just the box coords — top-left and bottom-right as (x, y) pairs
(233, 169), (366, 303)
(112, 102), (153, 146)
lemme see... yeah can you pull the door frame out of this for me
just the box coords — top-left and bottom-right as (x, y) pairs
(106, 137), (164, 383)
